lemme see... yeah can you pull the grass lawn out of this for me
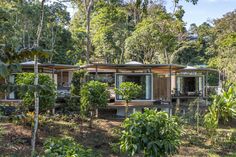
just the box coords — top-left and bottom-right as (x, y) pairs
(0, 114), (235, 157)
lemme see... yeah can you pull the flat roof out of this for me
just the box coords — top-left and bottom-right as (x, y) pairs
(21, 63), (79, 70)
(179, 67), (219, 72)
(81, 63), (186, 70)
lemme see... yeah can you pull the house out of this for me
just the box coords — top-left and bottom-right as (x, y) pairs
(0, 61), (79, 104)
(81, 62), (220, 116)
(0, 61), (220, 117)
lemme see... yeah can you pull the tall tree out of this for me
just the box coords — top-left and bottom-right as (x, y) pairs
(91, 3), (127, 63)
(125, 7), (184, 64)
(208, 10), (236, 82)
(31, 0), (45, 155)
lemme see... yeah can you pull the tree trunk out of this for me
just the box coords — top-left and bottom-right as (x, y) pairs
(125, 101), (129, 118)
(85, 0), (94, 64)
(89, 110), (94, 128)
(164, 47), (170, 64)
(31, 0), (45, 156)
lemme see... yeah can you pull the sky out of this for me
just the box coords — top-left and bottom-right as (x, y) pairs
(165, 0), (236, 28)
(65, 0), (236, 28)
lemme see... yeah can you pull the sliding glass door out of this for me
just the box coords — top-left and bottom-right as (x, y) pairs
(116, 73), (152, 100)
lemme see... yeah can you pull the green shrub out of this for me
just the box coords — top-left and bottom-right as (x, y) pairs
(62, 96), (81, 112)
(80, 80), (109, 127)
(204, 83), (236, 134)
(43, 138), (97, 157)
(119, 109), (182, 157)
(71, 70), (87, 96)
(16, 73), (56, 112)
(114, 82), (142, 118)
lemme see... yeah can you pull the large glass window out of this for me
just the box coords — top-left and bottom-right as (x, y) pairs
(116, 74), (152, 100)
(176, 76), (204, 96)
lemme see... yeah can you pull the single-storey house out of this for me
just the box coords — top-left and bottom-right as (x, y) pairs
(0, 61), (220, 116)
(81, 61), (221, 116)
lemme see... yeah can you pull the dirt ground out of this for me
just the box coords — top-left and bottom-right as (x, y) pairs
(0, 116), (235, 157)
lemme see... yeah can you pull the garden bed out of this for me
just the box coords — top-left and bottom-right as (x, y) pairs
(0, 115), (235, 157)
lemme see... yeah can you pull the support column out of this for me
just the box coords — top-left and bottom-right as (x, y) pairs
(60, 70), (63, 86)
(4, 78), (7, 100)
(169, 65), (172, 116)
(52, 67), (55, 115)
(95, 65), (98, 80)
(205, 71), (208, 106)
(95, 65), (98, 117)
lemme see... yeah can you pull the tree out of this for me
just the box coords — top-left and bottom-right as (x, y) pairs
(32, 0), (45, 155)
(80, 80), (109, 128)
(114, 82), (141, 118)
(119, 109), (182, 157)
(91, 4), (128, 63)
(207, 10), (236, 82)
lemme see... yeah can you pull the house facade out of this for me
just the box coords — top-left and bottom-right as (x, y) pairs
(0, 61), (220, 117)
(81, 62), (220, 116)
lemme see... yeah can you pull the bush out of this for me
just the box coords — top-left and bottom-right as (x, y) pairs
(114, 82), (141, 118)
(71, 70), (87, 96)
(61, 96), (81, 112)
(43, 138), (97, 157)
(204, 83), (236, 134)
(80, 80), (109, 127)
(119, 109), (182, 157)
(16, 73), (56, 112)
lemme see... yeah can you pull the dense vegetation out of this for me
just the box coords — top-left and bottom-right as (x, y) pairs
(1, 0), (235, 82)
(0, 0), (236, 157)
(16, 73), (56, 112)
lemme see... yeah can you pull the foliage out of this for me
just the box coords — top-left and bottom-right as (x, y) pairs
(63, 96), (81, 112)
(16, 73), (56, 112)
(91, 4), (127, 63)
(114, 82), (142, 103)
(80, 80), (109, 113)
(80, 80), (109, 127)
(125, 8), (184, 64)
(13, 111), (46, 127)
(0, 0), (75, 64)
(71, 70), (87, 96)
(114, 82), (141, 117)
(119, 109), (182, 157)
(207, 11), (236, 82)
(204, 83), (236, 133)
(43, 138), (97, 157)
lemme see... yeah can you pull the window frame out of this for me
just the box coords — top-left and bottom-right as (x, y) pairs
(115, 73), (153, 101)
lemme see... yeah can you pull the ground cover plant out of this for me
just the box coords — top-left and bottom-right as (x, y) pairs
(43, 138), (98, 157)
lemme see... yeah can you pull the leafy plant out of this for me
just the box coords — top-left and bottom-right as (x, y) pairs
(71, 70), (87, 96)
(114, 82), (142, 118)
(16, 73), (56, 112)
(204, 83), (236, 134)
(80, 80), (109, 127)
(43, 138), (97, 157)
(119, 109), (182, 157)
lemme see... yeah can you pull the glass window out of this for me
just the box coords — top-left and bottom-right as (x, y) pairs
(176, 76), (204, 96)
(116, 74), (152, 100)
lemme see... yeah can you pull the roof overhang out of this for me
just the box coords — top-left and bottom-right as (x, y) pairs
(81, 63), (186, 74)
(21, 63), (79, 71)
